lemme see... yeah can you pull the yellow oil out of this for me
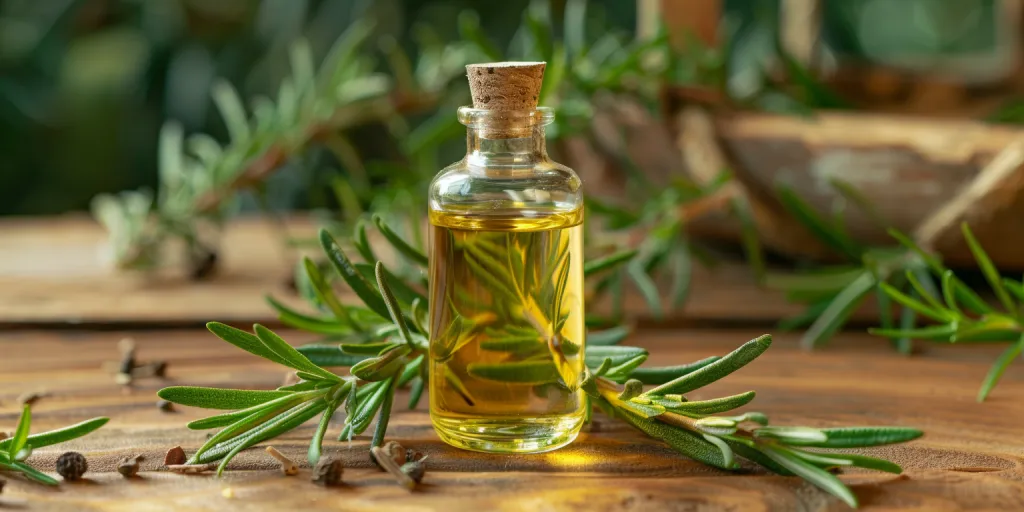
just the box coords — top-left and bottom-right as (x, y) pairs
(428, 207), (586, 453)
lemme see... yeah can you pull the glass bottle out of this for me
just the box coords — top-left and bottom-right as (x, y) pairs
(427, 102), (586, 454)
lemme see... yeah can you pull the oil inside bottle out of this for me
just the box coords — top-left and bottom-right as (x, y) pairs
(428, 207), (585, 453)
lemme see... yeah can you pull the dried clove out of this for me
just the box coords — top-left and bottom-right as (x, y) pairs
(406, 448), (425, 463)
(56, 452), (88, 481)
(265, 446), (298, 476)
(188, 247), (219, 281)
(134, 361), (168, 378)
(167, 463), (217, 474)
(157, 399), (174, 412)
(117, 455), (144, 478)
(371, 444), (424, 491)
(164, 446), (186, 466)
(116, 338), (137, 385)
(371, 441), (406, 471)
(311, 456), (343, 486)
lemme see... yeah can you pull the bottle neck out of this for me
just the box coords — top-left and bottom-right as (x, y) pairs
(465, 124), (547, 169)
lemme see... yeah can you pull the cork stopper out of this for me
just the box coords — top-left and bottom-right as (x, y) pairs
(467, 62), (546, 111)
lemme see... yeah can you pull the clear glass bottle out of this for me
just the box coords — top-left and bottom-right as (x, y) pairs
(427, 106), (586, 453)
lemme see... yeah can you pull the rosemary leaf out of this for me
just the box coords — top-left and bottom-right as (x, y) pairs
(895, 290), (917, 355)
(443, 366), (476, 406)
(661, 391), (755, 414)
(266, 295), (349, 334)
(350, 345), (411, 381)
(585, 346), (648, 368)
(801, 271), (875, 349)
(375, 262), (417, 346)
(372, 215), (428, 266)
(1003, 278), (1024, 303)
(207, 322), (295, 369)
(868, 325), (957, 341)
(7, 405), (31, 459)
(353, 219), (377, 263)
(320, 229), (391, 319)
(977, 335), (1024, 402)
(479, 335), (544, 353)
(158, 387), (294, 410)
(467, 360), (561, 385)
(731, 195), (766, 283)
(606, 403), (732, 469)
(254, 324), (341, 382)
(398, 354), (426, 387)
(0, 417), (108, 452)
(786, 426), (924, 448)
(371, 379), (397, 448)
(753, 426), (827, 443)
(725, 439), (794, 476)
(355, 262), (428, 306)
(834, 453), (903, 474)
(340, 378), (392, 440)
(341, 341), (398, 355)
(758, 446), (858, 508)
(302, 257), (359, 328)
(583, 249), (638, 277)
(777, 185), (861, 261)
(626, 356), (721, 385)
(408, 377), (425, 410)
(309, 382), (351, 465)
(962, 223), (1016, 313)
(213, 398), (329, 475)
(904, 269), (953, 321)
(627, 261), (663, 319)
(0, 460), (59, 486)
(877, 283), (949, 322)
(297, 344), (369, 367)
(645, 335), (771, 396)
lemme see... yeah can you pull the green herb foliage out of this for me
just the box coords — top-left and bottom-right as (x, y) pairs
(870, 223), (1024, 401)
(0, 405), (108, 485)
(160, 218), (922, 508)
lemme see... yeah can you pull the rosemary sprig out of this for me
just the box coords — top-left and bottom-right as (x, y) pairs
(766, 180), (923, 352)
(870, 223), (1024, 401)
(159, 217), (921, 508)
(0, 405), (108, 485)
(90, 21), (456, 275)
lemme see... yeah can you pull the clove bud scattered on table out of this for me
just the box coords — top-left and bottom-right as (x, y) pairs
(265, 446), (298, 476)
(371, 442), (426, 491)
(311, 456), (343, 486)
(117, 455), (144, 478)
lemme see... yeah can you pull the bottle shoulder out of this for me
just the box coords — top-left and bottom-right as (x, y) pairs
(428, 158), (583, 216)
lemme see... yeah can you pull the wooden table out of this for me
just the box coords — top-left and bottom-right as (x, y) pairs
(1, 217), (1022, 511)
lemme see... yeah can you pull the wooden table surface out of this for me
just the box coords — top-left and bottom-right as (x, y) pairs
(1, 217), (1022, 511)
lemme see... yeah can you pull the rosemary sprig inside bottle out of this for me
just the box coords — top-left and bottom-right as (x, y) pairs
(158, 219), (922, 508)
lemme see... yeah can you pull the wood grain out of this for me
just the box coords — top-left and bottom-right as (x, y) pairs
(1, 328), (1021, 511)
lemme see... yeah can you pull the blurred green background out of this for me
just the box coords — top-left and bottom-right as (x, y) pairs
(0, 0), (1010, 216)
(0, 0), (636, 216)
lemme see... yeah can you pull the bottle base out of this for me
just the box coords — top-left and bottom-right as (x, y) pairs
(431, 414), (583, 454)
